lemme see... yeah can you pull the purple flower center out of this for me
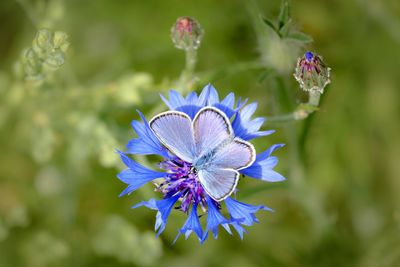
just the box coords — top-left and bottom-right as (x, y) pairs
(157, 157), (220, 213)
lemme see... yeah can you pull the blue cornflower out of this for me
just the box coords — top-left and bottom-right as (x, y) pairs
(117, 84), (285, 243)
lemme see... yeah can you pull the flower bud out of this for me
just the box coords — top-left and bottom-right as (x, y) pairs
(294, 51), (331, 93)
(33, 29), (52, 52)
(44, 50), (65, 69)
(171, 17), (204, 50)
(53, 31), (69, 52)
(17, 29), (69, 82)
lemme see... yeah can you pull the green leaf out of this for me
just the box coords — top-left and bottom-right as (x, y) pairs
(278, 0), (291, 29)
(279, 18), (292, 37)
(262, 17), (278, 33)
(286, 31), (313, 43)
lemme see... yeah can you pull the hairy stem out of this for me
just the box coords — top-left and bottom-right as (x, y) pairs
(265, 91), (321, 123)
(177, 48), (198, 93)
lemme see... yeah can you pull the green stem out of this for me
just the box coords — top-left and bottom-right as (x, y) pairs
(185, 49), (197, 75)
(177, 48), (197, 93)
(308, 90), (321, 106)
(147, 49), (198, 116)
(265, 90), (321, 123)
(266, 113), (297, 123)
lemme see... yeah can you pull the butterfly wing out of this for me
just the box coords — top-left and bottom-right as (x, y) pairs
(197, 167), (239, 201)
(197, 138), (255, 201)
(149, 111), (196, 163)
(212, 138), (256, 170)
(192, 107), (233, 157)
(193, 107), (256, 201)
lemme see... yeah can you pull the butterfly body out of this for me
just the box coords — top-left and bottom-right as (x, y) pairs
(193, 151), (214, 170)
(149, 107), (255, 201)
(192, 137), (231, 170)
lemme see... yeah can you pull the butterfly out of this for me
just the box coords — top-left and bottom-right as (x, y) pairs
(149, 107), (256, 201)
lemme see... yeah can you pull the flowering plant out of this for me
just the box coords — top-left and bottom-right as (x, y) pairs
(117, 84), (285, 243)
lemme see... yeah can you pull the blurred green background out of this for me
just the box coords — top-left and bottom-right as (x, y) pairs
(0, 0), (400, 266)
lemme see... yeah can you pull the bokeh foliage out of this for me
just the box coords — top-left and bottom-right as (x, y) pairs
(0, 0), (399, 266)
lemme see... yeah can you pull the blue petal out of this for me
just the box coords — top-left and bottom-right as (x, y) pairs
(160, 85), (236, 119)
(126, 110), (168, 157)
(240, 144), (286, 182)
(256, 144), (285, 161)
(132, 199), (157, 210)
(197, 84), (211, 106)
(236, 97), (248, 110)
(214, 92), (236, 118)
(117, 152), (166, 196)
(168, 90), (187, 108)
(224, 197), (272, 226)
(154, 211), (164, 233)
(202, 197), (231, 242)
(159, 85), (243, 122)
(175, 105), (202, 119)
(117, 172), (158, 197)
(174, 203), (203, 243)
(220, 92), (235, 109)
(156, 194), (181, 223)
(186, 92), (198, 104)
(155, 193), (181, 236)
(132, 199), (165, 234)
(230, 220), (247, 239)
(240, 102), (258, 121)
(245, 169), (286, 182)
(178, 85), (211, 118)
(160, 93), (174, 110)
(161, 89), (205, 119)
(246, 130), (275, 138)
(214, 103), (236, 118)
(244, 117), (264, 132)
(206, 84), (220, 105)
(158, 85), (276, 140)
(231, 102), (271, 141)
(231, 102), (272, 140)
(132, 194), (181, 236)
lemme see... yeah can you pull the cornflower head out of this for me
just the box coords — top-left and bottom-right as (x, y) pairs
(117, 84), (285, 243)
(171, 17), (204, 51)
(294, 51), (331, 93)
